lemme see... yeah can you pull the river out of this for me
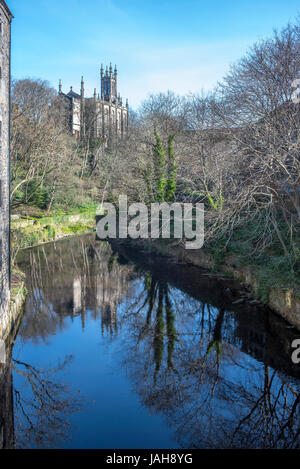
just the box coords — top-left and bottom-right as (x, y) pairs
(1, 233), (299, 449)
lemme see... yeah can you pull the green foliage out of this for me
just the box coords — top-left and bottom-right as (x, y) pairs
(26, 179), (51, 209)
(61, 223), (93, 235)
(153, 287), (164, 379)
(13, 188), (25, 203)
(165, 291), (177, 369)
(11, 211), (96, 251)
(45, 225), (56, 240)
(207, 188), (224, 211)
(165, 135), (177, 202)
(153, 127), (166, 202)
(206, 212), (300, 302)
(149, 128), (178, 203)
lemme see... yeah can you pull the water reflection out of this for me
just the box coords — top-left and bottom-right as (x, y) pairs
(0, 355), (14, 448)
(0, 321), (82, 448)
(115, 245), (300, 449)
(12, 354), (81, 449)
(20, 241), (133, 341)
(5, 234), (299, 448)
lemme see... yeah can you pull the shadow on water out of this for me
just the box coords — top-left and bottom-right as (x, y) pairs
(0, 233), (298, 449)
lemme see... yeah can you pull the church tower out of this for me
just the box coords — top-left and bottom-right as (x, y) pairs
(58, 63), (128, 139)
(101, 63), (118, 103)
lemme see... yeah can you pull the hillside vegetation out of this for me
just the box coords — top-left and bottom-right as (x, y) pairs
(11, 19), (300, 297)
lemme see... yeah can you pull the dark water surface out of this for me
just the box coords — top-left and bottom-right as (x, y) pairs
(2, 234), (300, 448)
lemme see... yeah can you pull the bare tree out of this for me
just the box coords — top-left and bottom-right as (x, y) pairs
(10, 79), (74, 210)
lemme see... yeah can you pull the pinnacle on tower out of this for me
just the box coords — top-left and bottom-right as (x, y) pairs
(59, 79), (62, 94)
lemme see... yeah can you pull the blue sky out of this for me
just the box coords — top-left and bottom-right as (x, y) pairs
(9, 0), (300, 109)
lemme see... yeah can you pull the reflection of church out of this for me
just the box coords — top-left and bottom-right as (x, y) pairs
(71, 270), (126, 335)
(71, 253), (132, 334)
(19, 239), (134, 338)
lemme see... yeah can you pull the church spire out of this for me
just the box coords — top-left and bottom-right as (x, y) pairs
(80, 77), (85, 139)
(81, 76), (84, 97)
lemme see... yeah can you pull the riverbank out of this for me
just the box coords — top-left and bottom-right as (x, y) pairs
(11, 210), (96, 251)
(0, 267), (26, 342)
(109, 236), (300, 331)
(4, 210), (97, 340)
(10, 208), (300, 330)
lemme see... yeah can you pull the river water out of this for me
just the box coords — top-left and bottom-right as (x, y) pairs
(2, 233), (299, 448)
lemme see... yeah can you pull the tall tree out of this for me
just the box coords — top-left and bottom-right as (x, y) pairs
(153, 127), (166, 202)
(165, 134), (177, 202)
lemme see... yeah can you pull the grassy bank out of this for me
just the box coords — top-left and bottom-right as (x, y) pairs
(205, 217), (300, 304)
(11, 208), (97, 252)
(112, 234), (300, 330)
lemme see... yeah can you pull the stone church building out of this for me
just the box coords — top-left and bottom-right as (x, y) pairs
(58, 64), (129, 139)
(0, 0), (13, 343)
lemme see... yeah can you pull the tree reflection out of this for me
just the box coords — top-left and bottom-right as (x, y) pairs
(13, 235), (300, 449)
(135, 274), (178, 381)
(12, 355), (82, 449)
(0, 330), (82, 449)
(120, 271), (300, 449)
(17, 237), (135, 341)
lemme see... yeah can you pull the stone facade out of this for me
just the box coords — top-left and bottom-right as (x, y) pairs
(0, 1), (12, 340)
(59, 63), (129, 139)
